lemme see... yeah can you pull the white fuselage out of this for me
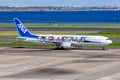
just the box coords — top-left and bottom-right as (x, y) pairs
(23, 35), (112, 47)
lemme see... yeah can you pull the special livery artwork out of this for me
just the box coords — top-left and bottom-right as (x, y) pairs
(14, 18), (112, 50)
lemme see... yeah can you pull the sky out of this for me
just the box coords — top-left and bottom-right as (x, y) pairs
(0, 0), (119, 7)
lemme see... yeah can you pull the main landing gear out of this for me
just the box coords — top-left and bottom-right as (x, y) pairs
(102, 47), (106, 50)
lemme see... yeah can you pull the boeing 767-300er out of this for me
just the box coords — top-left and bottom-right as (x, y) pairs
(14, 18), (112, 50)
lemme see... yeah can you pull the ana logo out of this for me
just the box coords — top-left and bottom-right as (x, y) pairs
(17, 24), (27, 34)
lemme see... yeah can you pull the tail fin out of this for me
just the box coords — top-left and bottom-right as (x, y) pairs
(14, 18), (38, 38)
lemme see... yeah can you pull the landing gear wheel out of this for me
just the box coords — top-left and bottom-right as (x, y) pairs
(55, 46), (64, 50)
(102, 47), (106, 50)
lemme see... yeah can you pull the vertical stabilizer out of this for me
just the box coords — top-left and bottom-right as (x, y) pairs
(14, 18), (38, 38)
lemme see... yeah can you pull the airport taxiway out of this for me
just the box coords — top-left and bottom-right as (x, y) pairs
(1, 27), (120, 31)
(0, 47), (120, 80)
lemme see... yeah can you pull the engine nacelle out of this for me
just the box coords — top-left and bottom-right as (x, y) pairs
(60, 42), (72, 49)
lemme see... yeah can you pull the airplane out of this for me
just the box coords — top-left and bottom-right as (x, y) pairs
(14, 18), (112, 50)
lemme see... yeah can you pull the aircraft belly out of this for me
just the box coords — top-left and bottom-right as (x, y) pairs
(76, 42), (105, 46)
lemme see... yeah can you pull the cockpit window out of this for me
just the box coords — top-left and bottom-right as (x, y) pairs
(106, 38), (110, 40)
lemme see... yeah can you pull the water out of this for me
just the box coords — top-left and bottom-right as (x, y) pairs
(0, 10), (120, 24)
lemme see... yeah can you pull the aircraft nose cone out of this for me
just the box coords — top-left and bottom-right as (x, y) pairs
(107, 40), (112, 44)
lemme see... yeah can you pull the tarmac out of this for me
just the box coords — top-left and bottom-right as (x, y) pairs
(0, 47), (120, 80)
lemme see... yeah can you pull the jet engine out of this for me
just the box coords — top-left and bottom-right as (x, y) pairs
(60, 42), (72, 49)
